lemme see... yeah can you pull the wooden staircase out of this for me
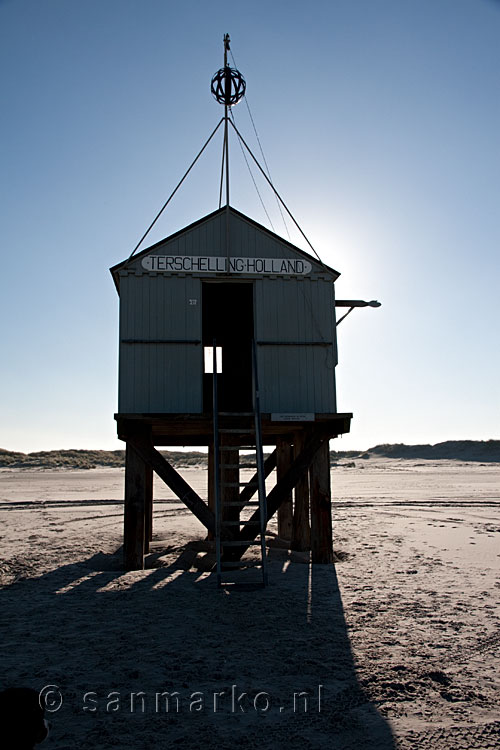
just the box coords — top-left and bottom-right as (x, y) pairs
(212, 342), (268, 587)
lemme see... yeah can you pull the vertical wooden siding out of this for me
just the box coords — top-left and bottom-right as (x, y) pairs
(116, 210), (339, 415)
(118, 274), (202, 413)
(254, 278), (337, 413)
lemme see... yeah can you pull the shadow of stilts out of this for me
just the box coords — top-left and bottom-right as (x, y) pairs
(0, 544), (397, 749)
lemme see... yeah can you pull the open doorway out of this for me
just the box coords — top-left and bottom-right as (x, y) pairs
(202, 282), (254, 412)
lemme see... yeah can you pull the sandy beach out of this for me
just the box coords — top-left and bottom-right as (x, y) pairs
(1, 458), (499, 749)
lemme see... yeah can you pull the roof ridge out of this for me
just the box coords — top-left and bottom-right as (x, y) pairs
(110, 206), (340, 289)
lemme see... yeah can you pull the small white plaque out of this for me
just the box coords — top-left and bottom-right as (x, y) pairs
(271, 413), (315, 422)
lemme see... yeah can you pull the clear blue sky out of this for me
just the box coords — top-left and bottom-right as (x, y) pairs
(1, 0), (499, 452)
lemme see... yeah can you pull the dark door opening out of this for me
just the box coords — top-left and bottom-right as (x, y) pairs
(202, 282), (254, 412)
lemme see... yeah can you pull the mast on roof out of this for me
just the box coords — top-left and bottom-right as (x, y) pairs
(211, 33), (246, 208)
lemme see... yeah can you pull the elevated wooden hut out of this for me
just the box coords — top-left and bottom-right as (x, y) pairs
(108, 35), (374, 585)
(111, 205), (351, 580)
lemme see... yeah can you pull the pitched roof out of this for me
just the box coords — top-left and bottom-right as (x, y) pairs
(110, 205), (340, 292)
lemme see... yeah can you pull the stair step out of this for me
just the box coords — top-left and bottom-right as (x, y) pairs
(221, 483), (255, 489)
(219, 428), (255, 434)
(224, 500), (260, 507)
(221, 463), (257, 469)
(219, 445), (256, 451)
(221, 464), (241, 469)
(219, 412), (254, 416)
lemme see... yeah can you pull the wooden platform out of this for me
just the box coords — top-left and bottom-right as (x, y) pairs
(116, 412), (352, 446)
(115, 412), (352, 571)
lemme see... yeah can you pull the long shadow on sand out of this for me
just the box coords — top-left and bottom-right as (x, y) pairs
(1, 546), (397, 750)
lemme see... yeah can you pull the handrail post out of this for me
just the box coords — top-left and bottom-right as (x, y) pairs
(252, 339), (268, 586)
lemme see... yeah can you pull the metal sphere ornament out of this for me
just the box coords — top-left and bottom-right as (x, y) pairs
(211, 66), (246, 106)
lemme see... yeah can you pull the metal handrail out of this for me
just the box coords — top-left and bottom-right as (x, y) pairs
(212, 339), (222, 587)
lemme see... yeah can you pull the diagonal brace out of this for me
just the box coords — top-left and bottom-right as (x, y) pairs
(128, 436), (228, 538)
(223, 428), (330, 562)
(238, 449), (277, 506)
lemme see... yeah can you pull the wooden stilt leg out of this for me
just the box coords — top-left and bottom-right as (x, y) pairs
(124, 440), (147, 570)
(207, 442), (215, 541)
(127, 437), (217, 534)
(277, 438), (293, 542)
(144, 462), (153, 553)
(291, 430), (311, 552)
(310, 439), (333, 564)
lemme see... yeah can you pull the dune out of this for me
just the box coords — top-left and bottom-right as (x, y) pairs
(1, 439), (498, 471)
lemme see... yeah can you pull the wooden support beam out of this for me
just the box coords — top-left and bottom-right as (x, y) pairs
(238, 449), (277, 506)
(276, 439), (293, 541)
(223, 428), (329, 562)
(144, 462), (153, 553)
(124, 441), (148, 570)
(128, 436), (220, 537)
(310, 439), (333, 564)
(291, 431), (311, 552)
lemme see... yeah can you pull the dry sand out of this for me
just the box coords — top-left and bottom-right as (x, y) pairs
(1, 458), (499, 749)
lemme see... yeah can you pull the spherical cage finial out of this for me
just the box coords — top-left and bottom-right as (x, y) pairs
(211, 66), (246, 106)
